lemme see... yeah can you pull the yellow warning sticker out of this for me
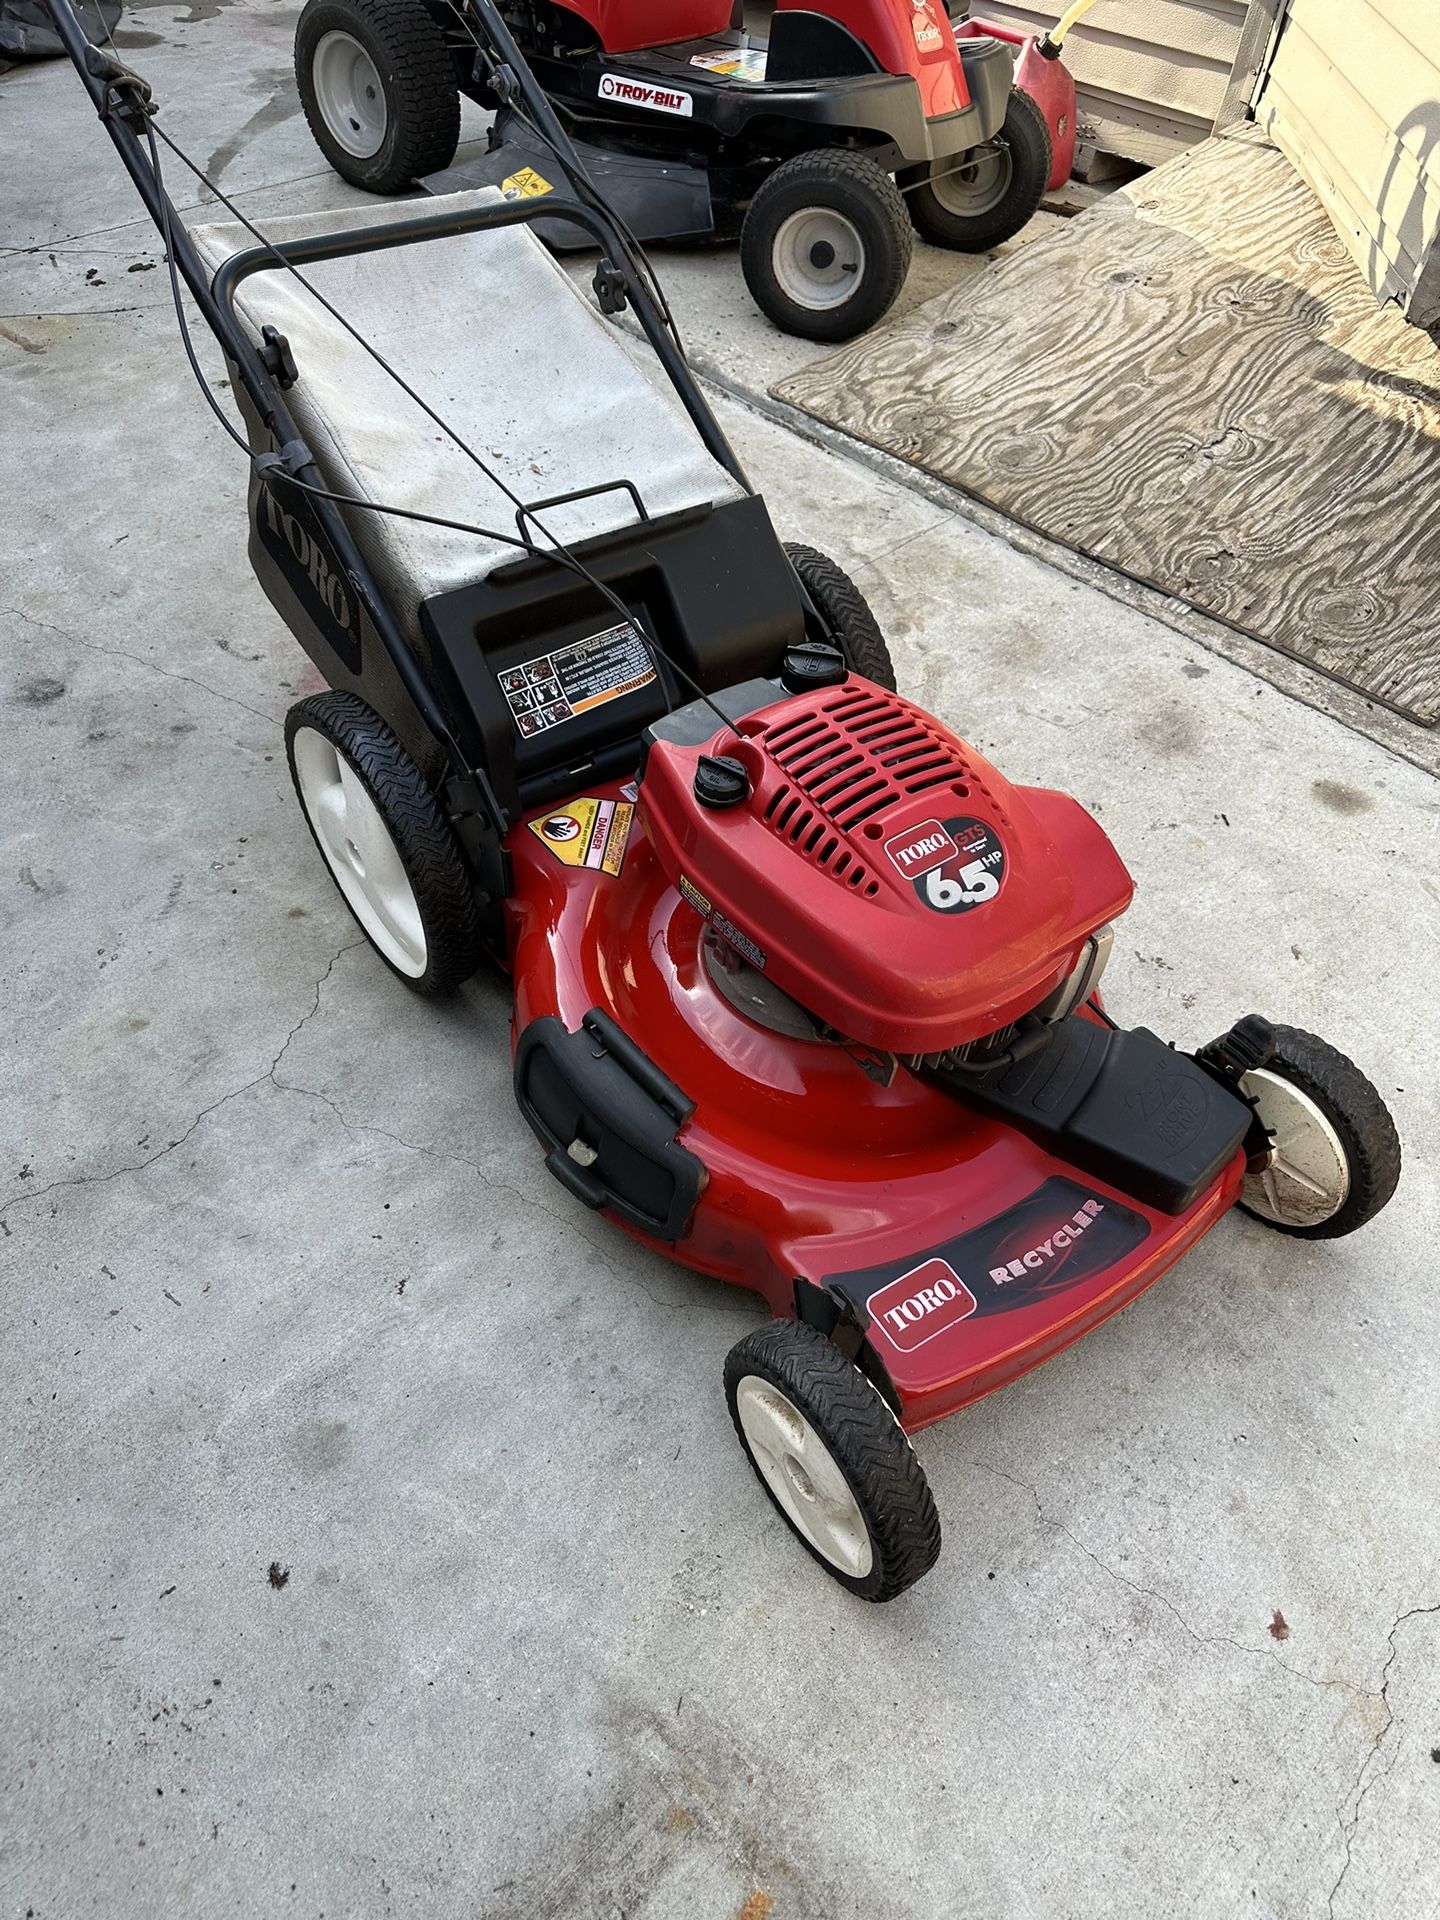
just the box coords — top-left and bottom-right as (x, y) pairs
(529, 798), (634, 875)
(500, 167), (555, 200)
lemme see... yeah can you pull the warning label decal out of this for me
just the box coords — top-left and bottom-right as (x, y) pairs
(499, 622), (656, 740)
(500, 166), (554, 200)
(528, 798), (634, 875)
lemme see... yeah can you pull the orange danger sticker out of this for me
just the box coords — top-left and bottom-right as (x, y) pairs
(528, 798), (634, 875)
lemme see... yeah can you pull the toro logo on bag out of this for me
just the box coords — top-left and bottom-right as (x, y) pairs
(866, 1258), (978, 1353)
(598, 73), (693, 117)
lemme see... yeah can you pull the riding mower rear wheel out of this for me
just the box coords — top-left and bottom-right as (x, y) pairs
(295, 0), (460, 194)
(742, 150), (912, 343)
(904, 87), (1051, 252)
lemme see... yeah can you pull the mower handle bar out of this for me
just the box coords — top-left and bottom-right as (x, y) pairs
(40, 0), (758, 816)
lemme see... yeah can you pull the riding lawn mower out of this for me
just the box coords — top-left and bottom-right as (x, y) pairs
(294, 0), (1058, 338)
(46, 0), (1400, 1601)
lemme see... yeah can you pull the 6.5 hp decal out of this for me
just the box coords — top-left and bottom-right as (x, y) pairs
(831, 1177), (1151, 1349)
(889, 814), (1005, 915)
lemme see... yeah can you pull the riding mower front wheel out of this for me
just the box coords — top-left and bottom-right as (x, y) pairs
(741, 151), (913, 343)
(285, 691), (484, 995)
(904, 87), (1051, 252)
(725, 1320), (940, 1601)
(295, 0), (460, 194)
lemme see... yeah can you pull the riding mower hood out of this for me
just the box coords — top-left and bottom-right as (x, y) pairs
(294, 0), (1055, 339)
(49, 0), (1400, 1601)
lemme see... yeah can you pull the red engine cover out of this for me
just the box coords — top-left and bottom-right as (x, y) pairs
(639, 679), (1133, 1055)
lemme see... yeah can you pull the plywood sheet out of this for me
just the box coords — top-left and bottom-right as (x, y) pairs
(772, 130), (1440, 725)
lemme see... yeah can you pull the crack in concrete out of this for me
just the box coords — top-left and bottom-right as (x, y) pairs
(1326, 1601), (1440, 1920)
(0, 941), (363, 1216)
(970, 1456), (1376, 1696)
(1, 601), (277, 728)
(267, 1072), (753, 1319)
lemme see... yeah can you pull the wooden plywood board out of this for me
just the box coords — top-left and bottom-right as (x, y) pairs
(772, 130), (1440, 725)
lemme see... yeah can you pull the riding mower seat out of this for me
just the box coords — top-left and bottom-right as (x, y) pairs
(190, 189), (744, 655)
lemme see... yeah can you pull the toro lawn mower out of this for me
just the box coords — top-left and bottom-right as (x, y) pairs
(51, 0), (1399, 1602)
(293, 0), (1055, 339)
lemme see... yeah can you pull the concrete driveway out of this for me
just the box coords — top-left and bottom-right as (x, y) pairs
(2, 6), (1437, 1917)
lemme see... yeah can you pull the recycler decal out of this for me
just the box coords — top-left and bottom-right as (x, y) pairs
(886, 815), (1006, 915)
(828, 1176), (1151, 1349)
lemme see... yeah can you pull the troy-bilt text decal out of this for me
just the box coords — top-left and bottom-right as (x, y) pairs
(912, 3), (944, 51)
(887, 814), (1005, 915)
(837, 1176), (1151, 1347)
(499, 622), (655, 740)
(528, 797), (634, 875)
(598, 73), (694, 117)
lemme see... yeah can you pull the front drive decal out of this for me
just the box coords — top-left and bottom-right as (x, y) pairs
(528, 798), (634, 875)
(846, 1176), (1151, 1349)
(499, 621), (656, 740)
(598, 73), (694, 117)
(908, 815), (1005, 915)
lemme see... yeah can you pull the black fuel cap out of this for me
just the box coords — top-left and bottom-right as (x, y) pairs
(781, 641), (847, 693)
(694, 753), (750, 810)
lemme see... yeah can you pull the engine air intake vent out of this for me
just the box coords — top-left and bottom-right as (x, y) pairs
(751, 683), (992, 890)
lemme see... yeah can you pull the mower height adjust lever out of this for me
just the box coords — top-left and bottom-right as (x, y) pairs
(592, 257), (629, 315)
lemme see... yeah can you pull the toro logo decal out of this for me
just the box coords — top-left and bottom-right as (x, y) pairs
(884, 818), (957, 879)
(599, 73), (694, 117)
(866, 1258), (978, 1353)
(898, 815), (1006, 915)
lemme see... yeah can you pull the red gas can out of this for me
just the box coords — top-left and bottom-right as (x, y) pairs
(956, 14), (1076, 188)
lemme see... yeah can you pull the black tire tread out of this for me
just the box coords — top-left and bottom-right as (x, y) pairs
(295, 0), (460, 193)
(285, 690), (483, 996)
(906, 85), (1051, 252)
(741, 149), (912, 342)
(1242, 1023), (1400, 1239)
(784, 541), (896, 690)
(724, 1319), (940, 1602)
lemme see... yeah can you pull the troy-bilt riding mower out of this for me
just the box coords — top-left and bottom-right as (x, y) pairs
(52, 0), (1399, 1602)
(294, 0), (1053, 338)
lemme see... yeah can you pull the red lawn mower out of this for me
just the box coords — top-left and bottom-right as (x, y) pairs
(294, 0), (1055, 338)
(52, 0), (1399, 1603)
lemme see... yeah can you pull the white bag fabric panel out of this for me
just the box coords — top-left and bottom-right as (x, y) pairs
(189, 191), (742, 627)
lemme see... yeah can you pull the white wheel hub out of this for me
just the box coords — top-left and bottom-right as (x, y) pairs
(735, 1376), (873, 1578)
(771, 208), (866, 311)
(293, 729), (427, 978)
(1239, 1067), (1350, 1228)
(312, 30), (389, 159)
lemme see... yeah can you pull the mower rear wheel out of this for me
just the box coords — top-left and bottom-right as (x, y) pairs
(724, 1320), (940, 1601)
(741, 151), (912, 343)
(904, 87), (1051, 252)
(295, 0), (460, 193)
(1238, 1026), (1400, 1238)
(285, 691), (483, 995)
(784, 542), (896, 690)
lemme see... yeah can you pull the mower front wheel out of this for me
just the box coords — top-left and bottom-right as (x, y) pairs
(741, 151), (912, 343)
(285, 691), (483, 995)
(1238, 1026), (1400, 1238)
(295, 0), (460, 193)
(904, 87), (1051, 252)
(724, 1320), (940, 1601)
(784, 542), (896, 690)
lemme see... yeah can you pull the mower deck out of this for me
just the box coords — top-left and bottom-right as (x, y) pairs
(507, 776), (1248, 1435)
